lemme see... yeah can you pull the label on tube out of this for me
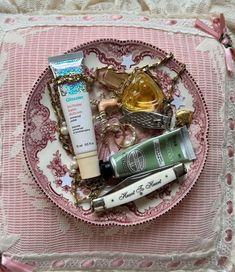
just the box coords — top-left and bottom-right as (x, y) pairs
(48, 52), (100, 179)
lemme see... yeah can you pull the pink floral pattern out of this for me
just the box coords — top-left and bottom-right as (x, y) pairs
(47, 150), (68, 178)
(47, 150), (71, 191)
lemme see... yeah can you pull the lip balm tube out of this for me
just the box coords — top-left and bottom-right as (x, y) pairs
(48, 52), (100, 179)
(100, 126), (196, 179)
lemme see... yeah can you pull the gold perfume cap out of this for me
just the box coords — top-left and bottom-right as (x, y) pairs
(76, 151), (101, 179)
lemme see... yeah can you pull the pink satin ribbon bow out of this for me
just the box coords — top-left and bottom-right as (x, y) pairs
(195, 14), (235, 75)
(0, 255), (35, 272)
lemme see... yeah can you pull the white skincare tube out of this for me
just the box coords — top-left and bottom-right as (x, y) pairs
(48, 52), (100, 179)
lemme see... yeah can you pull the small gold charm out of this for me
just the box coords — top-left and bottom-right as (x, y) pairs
(176, 109), (194, 127)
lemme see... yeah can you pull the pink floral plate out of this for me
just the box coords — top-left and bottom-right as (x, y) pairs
(23, 39), (209, 226)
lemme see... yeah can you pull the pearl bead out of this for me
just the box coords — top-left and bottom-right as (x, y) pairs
(70, 169), (77, 176)
(70, 160), (78, 169)
(124, 140), (130, 146)
(60, 126), (69, 136)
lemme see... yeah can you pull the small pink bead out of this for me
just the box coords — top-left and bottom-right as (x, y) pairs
(83, 15), (93, 21)
(227, 146), (234, 157)
(226, 173), (233, 185)
(138, 260), (153, 268)
(52, 260), (65, 268)
(4, 18), (15, 24)
(226, 201), (233, 214)
(167, 19), (177, 25)
(110, 258), (124, 268)
(81, 259), (95, 268)
(225, 229), (232, 242)
(194, 258), (208, 266)
(230, 92), (235, 103)
(167, 261), (181, 268)
(228, 118), (235, 130)
(111, 15), (123, 20)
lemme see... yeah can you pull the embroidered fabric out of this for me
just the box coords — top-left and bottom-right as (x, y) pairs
(0, 28), (21, 254)
(0, 14), (217, 36)
(0, 0), (235, 29)
(0, 14), (234, 272)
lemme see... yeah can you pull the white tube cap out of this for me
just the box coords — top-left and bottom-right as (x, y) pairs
(76, 151), (100, 179)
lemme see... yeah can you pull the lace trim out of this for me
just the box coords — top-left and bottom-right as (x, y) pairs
(0, 0), (233, 19)
(11, 250), (220, 271)
(0, 13), (215, 38)
(0, 0), (235, 31)
(0, 15), (234, 271)
(198, 35), (235, 269)
(0, 30), (21, 253)
(222, 34), (234, 261)
(221, 36), (235, 263)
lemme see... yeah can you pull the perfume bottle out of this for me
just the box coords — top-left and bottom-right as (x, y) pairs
(121, 71), (165, 112)
(96, 66), (166, 113)
(96, 67), (129, 90)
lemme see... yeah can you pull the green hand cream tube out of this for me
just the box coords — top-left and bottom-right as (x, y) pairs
(100, 126), (196, 179)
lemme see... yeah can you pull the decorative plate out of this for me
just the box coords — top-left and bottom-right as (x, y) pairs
(23, 39), (208, 226)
